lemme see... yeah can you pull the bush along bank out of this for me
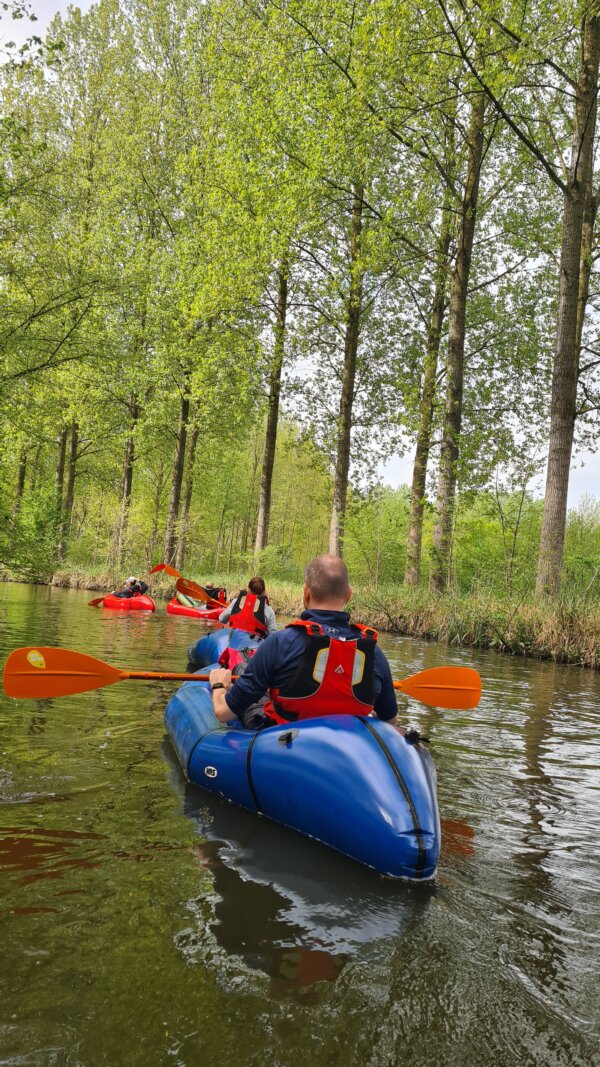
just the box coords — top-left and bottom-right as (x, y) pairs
(252, 581), (600, 670)
(182, 576), (600, 669)
(345, 587), (600, 670)
(4, 569), (600, 670)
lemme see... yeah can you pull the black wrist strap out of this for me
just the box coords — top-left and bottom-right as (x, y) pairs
(211, 682), (226, 691)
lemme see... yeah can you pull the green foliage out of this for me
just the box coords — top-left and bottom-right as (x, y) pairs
(0, 0), (598, 608)
(3, 488), (59, 581)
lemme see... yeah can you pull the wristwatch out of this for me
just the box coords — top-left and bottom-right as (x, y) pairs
(211, 682), (226, 691)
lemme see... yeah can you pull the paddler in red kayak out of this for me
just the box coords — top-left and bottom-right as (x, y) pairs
(209, 556), (397, 730)
(218, 576), (278, 636)
(112, 576), (149, 599)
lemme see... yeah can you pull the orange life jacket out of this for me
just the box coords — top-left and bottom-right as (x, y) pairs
(266, 619), (377, 723)
(227, 591), (268, 636)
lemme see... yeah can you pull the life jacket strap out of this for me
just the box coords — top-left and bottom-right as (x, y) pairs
(285, 618), (378, 641)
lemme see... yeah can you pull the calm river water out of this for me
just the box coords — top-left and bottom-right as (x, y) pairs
(1, 583), (599, 1066)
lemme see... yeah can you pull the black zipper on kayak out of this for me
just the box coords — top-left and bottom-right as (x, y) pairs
(246, 733), (263, 813)
(357, 717), (427, 878)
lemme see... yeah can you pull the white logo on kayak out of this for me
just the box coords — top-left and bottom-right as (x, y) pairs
(27, 650), (46, 670)
(334, 665), (345, 674)
(204, 766), (218, 779)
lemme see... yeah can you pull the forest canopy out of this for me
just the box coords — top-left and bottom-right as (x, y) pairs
(2, 0), (600, 599)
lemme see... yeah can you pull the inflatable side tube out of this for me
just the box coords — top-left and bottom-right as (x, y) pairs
(166, 598), (221, 620)
(102, 594), (156, 612)
(248, 716), (440, 880)
(164, 682), (258, 811)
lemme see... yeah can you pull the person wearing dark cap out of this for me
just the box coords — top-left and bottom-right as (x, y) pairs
(112, 576), (148, 599)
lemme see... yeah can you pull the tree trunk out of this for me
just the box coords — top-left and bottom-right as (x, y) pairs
(255, 260), (289, 555)
(58, 421), (78, 561)
(149, 459), (165, 564)
(241, 442), (261, 554)
(536, 15), (600, 596)
(279, 478), (293, 545)
(375, 487), (383, 587)
(329, 182), (364, 557)
(227, 520), (236, 572)
(430, 89), (487, 592)
(112, 395), (139, 572)
(55, 428), (67, 552)
(575, 190), (597, 356)
(175, 419), (199, 572)
(404, 195), (453, 585)
(29, 443), (42, 493)
(214, 497), (228, 572)
(164, 383), (190, 565)
(13, 448), (28, 517)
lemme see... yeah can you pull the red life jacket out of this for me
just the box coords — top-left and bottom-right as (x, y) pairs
(227, 591), (268, 636)
(266, 619), (378, 724)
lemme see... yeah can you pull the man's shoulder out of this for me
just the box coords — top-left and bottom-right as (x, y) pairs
(373, 643), (393, 675)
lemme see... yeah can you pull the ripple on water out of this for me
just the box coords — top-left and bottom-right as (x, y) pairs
(1, 584), (600, 1065)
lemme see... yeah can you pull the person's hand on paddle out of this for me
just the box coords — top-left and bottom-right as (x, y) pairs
(209, 667), (232, 690)
(209, 667), (235, 723)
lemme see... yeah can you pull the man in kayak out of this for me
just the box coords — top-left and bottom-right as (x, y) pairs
(113, 576), (149, 599)
(209, 555), (397, 728)
(218, 576), (278, 636)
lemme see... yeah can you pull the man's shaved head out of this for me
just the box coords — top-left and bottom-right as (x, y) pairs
(304, 555), (351, 604)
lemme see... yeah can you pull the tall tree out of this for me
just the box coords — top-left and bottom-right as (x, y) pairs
(329, 182), (365, 556)
(255, 259), (289, 555)
(404, 171), (454, 585)
(536, 14), (600, 594)
(430, 83), (488, 591)
(439, 1), (600, 593)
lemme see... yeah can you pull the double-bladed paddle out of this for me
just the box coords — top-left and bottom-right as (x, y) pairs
(2, 646), (482, 709)
(150, 565), (225, 609)
(175, 577), (225, 611)
(149, 562), (181, 577)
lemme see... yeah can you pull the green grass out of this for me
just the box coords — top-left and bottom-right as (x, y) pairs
(10, 567), (600, 670)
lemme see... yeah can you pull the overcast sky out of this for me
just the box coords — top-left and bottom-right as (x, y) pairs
(3, 0), (599, 508)
(1, 0), (94, 48)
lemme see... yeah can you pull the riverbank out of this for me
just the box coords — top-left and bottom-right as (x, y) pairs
(11, 568), (594, 670)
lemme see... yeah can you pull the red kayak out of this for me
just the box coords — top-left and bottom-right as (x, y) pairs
(166, 597), (222, 621)
(102, 594), (156, 612)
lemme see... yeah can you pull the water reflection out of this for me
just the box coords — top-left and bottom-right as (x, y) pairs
(506, 659), (598, 1026)
(162, 739), (434, 992)
(0, 825), (105, 890)
(2, 584), (600, 1063)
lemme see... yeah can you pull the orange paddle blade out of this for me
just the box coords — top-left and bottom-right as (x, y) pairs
(175, 577), (223, 610)
(2, 646), (231, 699)
(88, 597), (105, 607)
(394, 666), (481, 710)
(3, 647), (125, 699)
(150, 562), (181, 577)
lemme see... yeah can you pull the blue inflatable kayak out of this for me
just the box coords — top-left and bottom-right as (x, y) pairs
(164, 675), (441, 881)
(186, 627), (262, 669)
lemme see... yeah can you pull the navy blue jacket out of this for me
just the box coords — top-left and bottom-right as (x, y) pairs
(225, 608), (397, 723)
